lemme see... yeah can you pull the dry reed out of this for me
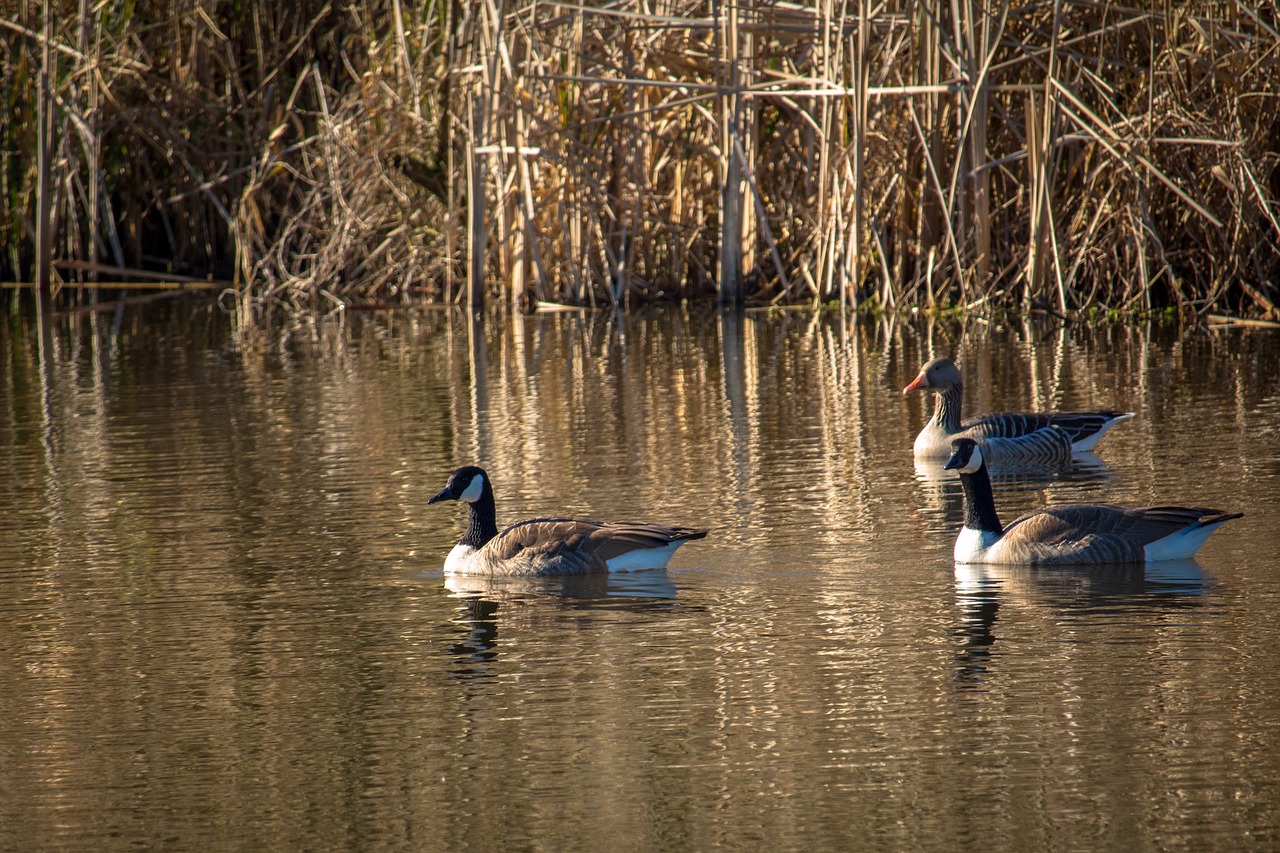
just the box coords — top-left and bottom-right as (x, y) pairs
(3, 2), (1279, 321)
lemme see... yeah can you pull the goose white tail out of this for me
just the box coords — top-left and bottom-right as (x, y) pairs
(1070, 413), (1136, 452)
(1143, 515), (1238, 562)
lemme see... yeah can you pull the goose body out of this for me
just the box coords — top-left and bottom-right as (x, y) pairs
(944, 438), (1241, 565)
(429, 466), (707, 576)
(904, 357), (1134, 461)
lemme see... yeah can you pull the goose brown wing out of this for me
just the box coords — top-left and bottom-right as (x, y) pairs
(479, 518), (610, 574)
(1000, 505), (1235, 564)
(478, 518), (707, 576)
(582, 522), (709, 563)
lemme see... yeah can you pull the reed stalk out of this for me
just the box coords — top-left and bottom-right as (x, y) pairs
(717, 0), (744, 305)
(30, 0), (55, 373)
(4, 1), (1279, 321)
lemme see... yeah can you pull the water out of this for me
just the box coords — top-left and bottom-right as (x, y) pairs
(2, 301), (1278, 851)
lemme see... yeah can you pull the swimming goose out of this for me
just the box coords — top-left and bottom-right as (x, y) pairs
(428, 466), (708, 576)
(943, 438), (1242, 564)
(903, 357), (1134, 460)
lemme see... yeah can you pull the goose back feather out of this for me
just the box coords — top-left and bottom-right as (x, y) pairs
(980, 426), (1075, 466)
(995, 505), (1241, 565)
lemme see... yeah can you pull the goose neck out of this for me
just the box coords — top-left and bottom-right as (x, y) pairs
(957, 464), (1003, 535)
(931, 383), (964, 433)
(461, 491), (499, 548)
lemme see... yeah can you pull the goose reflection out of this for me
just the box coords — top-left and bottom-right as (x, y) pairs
(952, 562), (1001, 687)
(952, 560), (1211, 689)
(442, 570), (679, 679)
(448, 596), (500, 679)
(445, 569), (678, 601)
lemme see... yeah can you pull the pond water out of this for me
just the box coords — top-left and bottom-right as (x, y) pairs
(2, 300), (1279, 851)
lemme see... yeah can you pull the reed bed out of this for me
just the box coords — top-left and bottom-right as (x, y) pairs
(4, 1), (1279, 320)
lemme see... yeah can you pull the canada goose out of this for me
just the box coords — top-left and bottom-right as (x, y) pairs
(428, 466), (708, 576)
(903, 357), (1134, 461)
(943, 438), (1242, 564)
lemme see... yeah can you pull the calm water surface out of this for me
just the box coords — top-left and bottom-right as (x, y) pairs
(1, 302), (1278, 851)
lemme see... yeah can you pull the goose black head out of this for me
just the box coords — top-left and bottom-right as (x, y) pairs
(944, 438), (984, 474)
(429, 466), (490, 504)
(902, 356), (962, 395)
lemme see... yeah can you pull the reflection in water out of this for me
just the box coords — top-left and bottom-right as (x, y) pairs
(441, 570), (679, 678)
(952, 565), (1001, 688)
(467, 310), (489, 460)
(1141, 559), (1216, 595)
(449, 596), (501, 679)
(952, 559), (1212, 689)
(443, 569), (678, 602)
(718, 306), (751, 496)
(1, 300), (1278, 850)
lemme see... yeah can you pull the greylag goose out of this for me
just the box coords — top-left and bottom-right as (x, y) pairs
(904, 357), (1133, 461)
(943, 438), (1242, 564)
(429, 466), (707, 576)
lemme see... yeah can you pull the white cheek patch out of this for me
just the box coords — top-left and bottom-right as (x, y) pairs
(961, 446), (984, 473)
(458, 474), (486, 503)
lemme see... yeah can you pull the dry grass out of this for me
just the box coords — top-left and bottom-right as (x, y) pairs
(4, 1), (1279, 320)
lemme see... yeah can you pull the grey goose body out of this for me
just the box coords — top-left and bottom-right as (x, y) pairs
(944, 438), (1241, 565)
(429, 466), (707, 576)
(904, 357), (1134, 463)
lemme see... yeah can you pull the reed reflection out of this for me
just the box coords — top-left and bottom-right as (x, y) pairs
(467, 311), (489, 460)
(717, 306), (757, 529)
(719, 307), (749, 448)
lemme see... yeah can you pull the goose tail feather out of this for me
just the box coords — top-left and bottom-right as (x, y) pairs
(1143, 509), (1244, 562)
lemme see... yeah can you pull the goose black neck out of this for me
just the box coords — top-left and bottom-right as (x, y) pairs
(957, 464), (1003, 534)
(461, 490), (499, 548)
(931, 383), (964, 433)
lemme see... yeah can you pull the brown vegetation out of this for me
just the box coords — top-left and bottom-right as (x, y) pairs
(4, 2), (1280, 320)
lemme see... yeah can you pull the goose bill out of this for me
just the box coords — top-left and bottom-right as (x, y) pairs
(902, 373), (930, 394)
